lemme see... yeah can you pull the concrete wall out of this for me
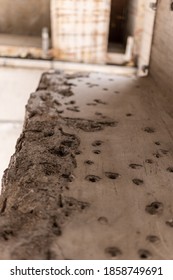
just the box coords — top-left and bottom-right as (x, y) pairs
(51, 0), (111, 63)
(126, 0), (145, 62)
(150, 0), (173, 92)
(0, 0), (50, 36)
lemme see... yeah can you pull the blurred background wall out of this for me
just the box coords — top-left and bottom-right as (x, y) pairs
(0, 0), (51, 36)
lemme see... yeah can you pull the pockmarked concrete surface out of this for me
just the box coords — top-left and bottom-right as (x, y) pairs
(0, 71), (173, 259)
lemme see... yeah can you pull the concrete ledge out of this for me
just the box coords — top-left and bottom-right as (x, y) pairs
(0, 57), (137, 76)
(1, 71), (173, 260)
(0, 71), (118, 259)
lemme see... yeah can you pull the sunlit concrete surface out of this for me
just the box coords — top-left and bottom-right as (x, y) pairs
(0, 63), (136, 186)
(0, 67), (43, 182)
(0, 70), (173, 259)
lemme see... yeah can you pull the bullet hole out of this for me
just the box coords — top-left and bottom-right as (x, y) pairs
(84, 160), (94, 165)
(154, 141), (160, 146)
(145, 201), (163, 215)
(129, 163), (143, 169)
(80, 204), (87, 210)
(63, 197), (90, 212)
(167, 167), (173, 173)
(53, 100), (62, 106)
(145, 159), (153, 164)
(90, 123), (102, 130)
(62, 173), (74, 182)
(105, 172), (120, 180)
(146, 235), (160, 243)
(94, 99), (107, 105)
(52, 220), (62, 236)
(69, 100), (76, 105)
(93, 150), (101, 154)
(67, 107), (80, 112)
(153, 152), (161, 158)
(132, 178), (144, 185)
(57, 110), (64, 114)
(98, 216), (108, 225)
(126, 113), (133, 117)
(138, 249), (151, 259)
(49, 146), (69, 157)
(95, 112), (102, 116)
(144, 127), (155, 133)
(75, 150), (81, 155)
(160, 149), (169, 155)
(114, 91), (120, 94)
(105, 247), (122, 258)
(65, 212), (69, 217)
(103, 88), (108, 91)
(85, 175), (101, 183)
(58, 194), (63, 208)
(165, 219), (173, 227)
(44, 131), (54, 137)
(0, 230), (14, 241)
(92, 140), (103, 147)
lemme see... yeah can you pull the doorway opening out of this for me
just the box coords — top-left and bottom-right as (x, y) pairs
(108, 0), (129, 54)
(107, 0), (134, 66)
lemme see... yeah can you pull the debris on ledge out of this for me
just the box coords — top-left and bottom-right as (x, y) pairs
(1, 70), (173, 260)
(0, 71), (117, 260)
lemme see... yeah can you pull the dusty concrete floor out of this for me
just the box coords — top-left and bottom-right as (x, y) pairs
(0, 70), (173, 259)
(0, 67), (43, 182)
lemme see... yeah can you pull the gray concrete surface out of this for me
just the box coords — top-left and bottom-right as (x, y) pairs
(0, 70), (173, 259)
(0, 67), (43, 183)
(0, 61), (136, 185)
(151, 0), (173, 95)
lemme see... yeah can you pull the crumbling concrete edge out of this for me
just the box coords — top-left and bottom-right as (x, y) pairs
(0, 71), (117, 259)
